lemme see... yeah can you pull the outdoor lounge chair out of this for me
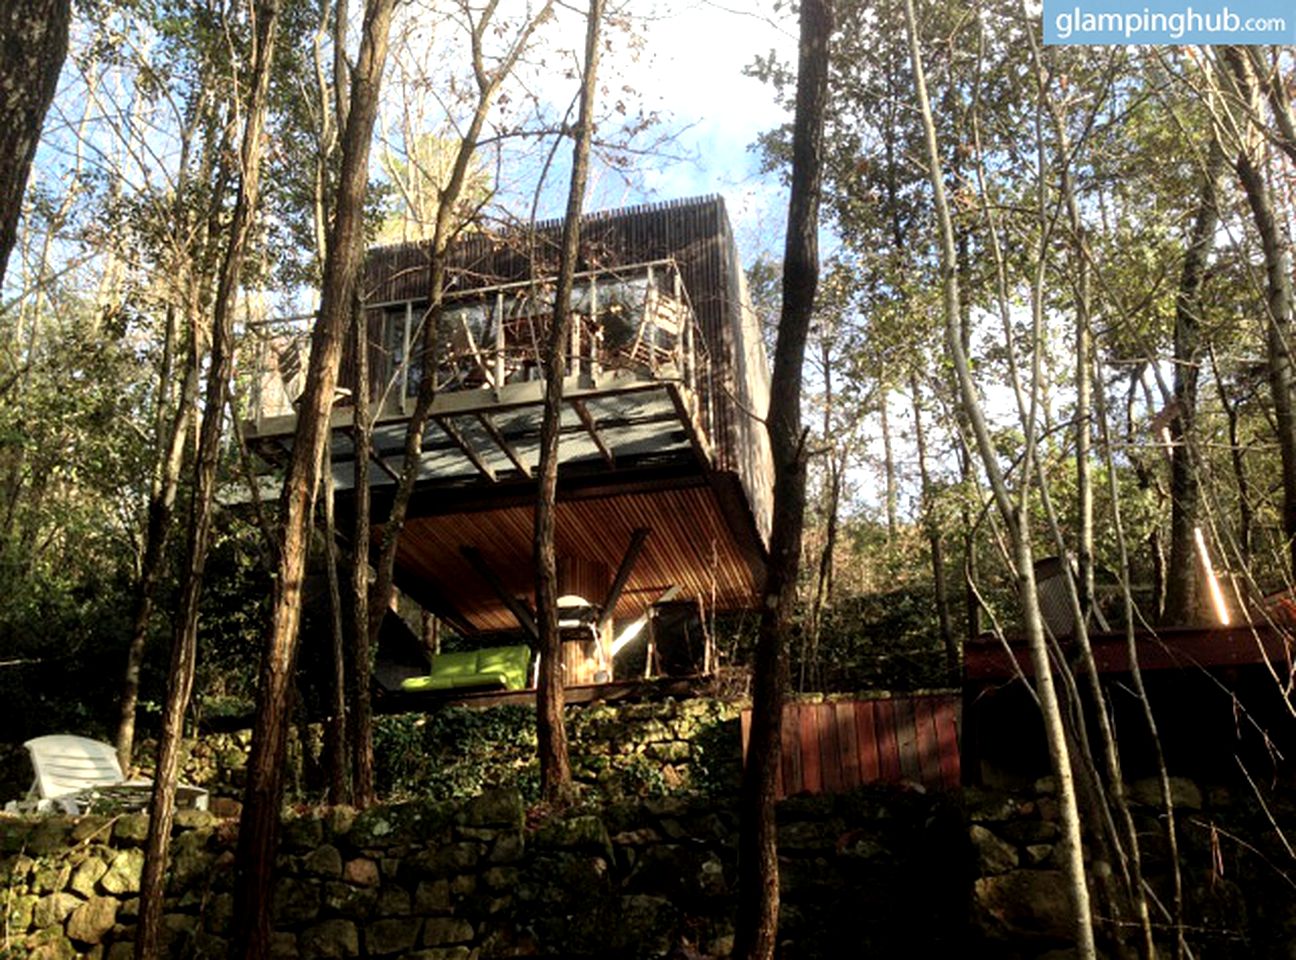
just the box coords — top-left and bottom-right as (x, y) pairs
(4, 735), (209, 815)
(400, 644), (532, 694)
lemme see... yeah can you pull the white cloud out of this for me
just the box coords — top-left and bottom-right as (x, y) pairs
(433, 0), (798, 262)
(624, 0), (798, 244)
(540, 0), (797, 260)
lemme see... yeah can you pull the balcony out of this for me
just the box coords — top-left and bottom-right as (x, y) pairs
(241, 259), (717, 494)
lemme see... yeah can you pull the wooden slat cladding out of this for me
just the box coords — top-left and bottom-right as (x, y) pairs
(379, 484), (759, 634)
(352, 196), (774, 546)
(965, 624), (1296, 680)
(741, 696), (962, 798)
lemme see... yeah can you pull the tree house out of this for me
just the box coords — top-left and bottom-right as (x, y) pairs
(243, 196), (773, 687)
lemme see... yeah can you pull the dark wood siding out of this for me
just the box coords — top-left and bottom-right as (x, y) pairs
(741, 696), (962, 797)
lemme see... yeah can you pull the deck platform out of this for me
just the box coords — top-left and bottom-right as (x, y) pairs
(965, 623), (1294, 682)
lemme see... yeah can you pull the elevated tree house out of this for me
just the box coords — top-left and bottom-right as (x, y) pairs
(243, 196), (773, 688)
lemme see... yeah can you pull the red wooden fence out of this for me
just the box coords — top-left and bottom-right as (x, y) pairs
(740, 695), (961, 798)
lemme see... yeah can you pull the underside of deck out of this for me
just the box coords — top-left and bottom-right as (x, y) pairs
(375, 478), (762, 634)
(248, 376), (766, 637)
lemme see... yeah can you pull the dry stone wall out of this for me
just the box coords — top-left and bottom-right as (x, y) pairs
(0, 787), (967, 959)
(966, 775), (1296, 958)
(5, 775), (1296, 958)
(5, 695), (1296, 958)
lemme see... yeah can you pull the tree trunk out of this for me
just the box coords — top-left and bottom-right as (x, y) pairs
(1226, 49), (1296, 578)
(0, 0), (70, 290)
(322, 447), (350, 805)
(1075, 266), (1095, 623)
(880, 389), (897, 542)
(348, 292), (376, 808)
(363, 1), (554, 676)
(902, 2), (1095, 954)
(1240, 146), (1296, 578)
(734, 2), (831, 957)
(134, 3), (280, 956)
(1208, 343), (1254, 564)
(806, 332), (839, 692)
(116, 360), (198, 771)
(233, 0), (394, 953)
(1163, 146), (1225, 625)
(911, 374), (955, 676)
(534, 0), (603, 804)
(117, 70), (238, 771)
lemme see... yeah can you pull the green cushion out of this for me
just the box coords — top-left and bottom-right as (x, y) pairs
(400, 645), (531, 693)
(428, 651), (480, 678)
(475, 646), (530, 690)
(402, 672), (509, 692)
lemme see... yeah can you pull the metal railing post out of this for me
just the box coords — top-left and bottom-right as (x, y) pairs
(494, 292), (505, 389)
(588, 277), (599, 379)
(401, 301), (412, 413)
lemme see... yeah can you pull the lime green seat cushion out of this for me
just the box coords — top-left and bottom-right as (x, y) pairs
(401, 644), (531, 693)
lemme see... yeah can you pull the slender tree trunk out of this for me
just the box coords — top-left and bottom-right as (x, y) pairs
(534, 0), (603, 804)
(1164, 146), (1225, 625)
(322, 447), (350, 805)
(963, 513), (982, 641)
(0, 0), (70, 290)
(902, 3), (1095, 955)
(807, 450), (841, 691)
(116, 74), (237, 768)
(363, 1), (554, 666)
(116, 360), (198, 771)
(1247, 46), (1296, 168)
(349, 293), (375, 808)
(233, 0), (394, 953)
(1226, 49), (1296, 578)
(880, 389), (898, 542)
(1033, 55), (1159, 950)
(1075, 267), (1095, 622)
(911, 374), (955, 676)
(807, 332), (840, 692)
(134, 3), (280, 957)
(1095, 361), (1189, 959)
(1035, 78), (1100, 628)
(1208, 343), (1254, 564)
(734, 2), (831, 957)
(1240, 147), (1296, 578)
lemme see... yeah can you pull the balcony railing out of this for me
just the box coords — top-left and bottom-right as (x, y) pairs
(371, 258), (707, 409)
(242, 258), (712, 438)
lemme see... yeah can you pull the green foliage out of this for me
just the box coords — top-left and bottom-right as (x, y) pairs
(0, 291), (157, 741)
(810, 590), (955, 692)
(689, 716), (744, 797)
(373, 707), (540, 804)
(193, 515), (275, 720)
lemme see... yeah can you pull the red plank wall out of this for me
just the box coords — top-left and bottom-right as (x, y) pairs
(741, 695), (961, 798)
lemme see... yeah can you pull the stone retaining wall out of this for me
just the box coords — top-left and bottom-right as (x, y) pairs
(0, 787), (966, 959)
(5, 761), (1295, 957)
(966, 776), (1296, 957)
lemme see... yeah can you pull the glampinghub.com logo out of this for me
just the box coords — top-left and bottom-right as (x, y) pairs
(1043, 0), (1293, 42)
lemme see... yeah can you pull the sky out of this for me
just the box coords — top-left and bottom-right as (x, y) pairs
(610, 0), (799, 258)
(517, 0), (800, 265)
(10, 0), (801, 312)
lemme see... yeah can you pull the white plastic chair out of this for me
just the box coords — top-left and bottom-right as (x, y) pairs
(7, 735), (208, 815)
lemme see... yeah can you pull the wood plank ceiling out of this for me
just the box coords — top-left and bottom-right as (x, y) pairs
(381, 485), (758, 634)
